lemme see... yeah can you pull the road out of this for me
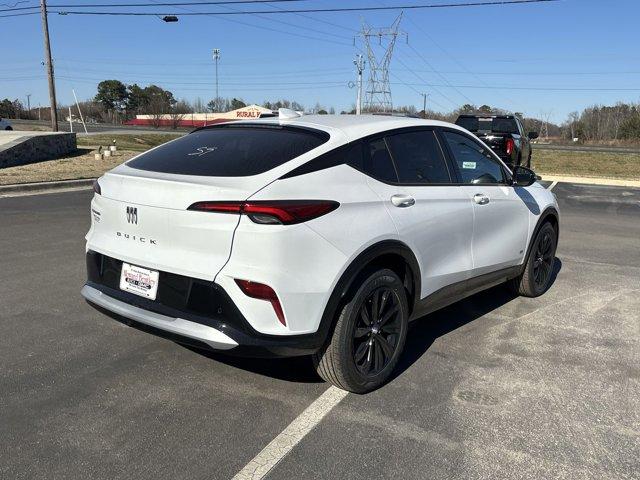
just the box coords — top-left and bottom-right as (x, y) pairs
(1, 183), (639, 479)
(533, 143), (640, 154)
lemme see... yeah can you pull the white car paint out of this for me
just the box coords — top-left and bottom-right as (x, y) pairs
(84, 114), (558, 344)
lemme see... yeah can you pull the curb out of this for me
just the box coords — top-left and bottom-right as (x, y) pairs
(0, 178), (95, 196)
(539, 174), (640, 188)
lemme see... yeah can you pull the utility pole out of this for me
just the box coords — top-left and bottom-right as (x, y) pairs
(213, 48), (221, 112)
(420, 93), (427, 119)
(26, 94), (32, 119)
(354, 54), (365, 115)
(40, 0), (58, 131)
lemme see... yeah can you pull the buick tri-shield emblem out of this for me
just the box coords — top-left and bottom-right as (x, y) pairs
(126, 206), (138, 224)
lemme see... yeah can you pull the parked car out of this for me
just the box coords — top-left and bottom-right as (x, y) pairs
(82, 112), (559, 393)
(0, 118), (13, 130)
(455, 114), (537, 168)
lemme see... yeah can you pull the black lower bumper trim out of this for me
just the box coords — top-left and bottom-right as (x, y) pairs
(85, 251), (326, 357)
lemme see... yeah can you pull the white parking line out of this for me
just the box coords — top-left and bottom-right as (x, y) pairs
(548, 181), (559, 190)
(232, 386), (348, 480)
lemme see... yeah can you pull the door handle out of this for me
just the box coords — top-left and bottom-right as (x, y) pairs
(473, 193), (490, 205)
(391, 194), (415, 208)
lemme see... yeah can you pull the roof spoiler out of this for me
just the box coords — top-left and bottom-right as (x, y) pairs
(259, 108), (304, 119)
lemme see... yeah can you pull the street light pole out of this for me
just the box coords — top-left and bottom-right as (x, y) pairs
(354, 54), (365, 115)
(213, 48), (221, 112)
(40, 0), (58, 131)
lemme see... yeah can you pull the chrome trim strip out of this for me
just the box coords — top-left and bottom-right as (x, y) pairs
(81, 285), (238, 350)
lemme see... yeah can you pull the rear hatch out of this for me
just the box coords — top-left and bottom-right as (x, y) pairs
(86, 124), (329, 281)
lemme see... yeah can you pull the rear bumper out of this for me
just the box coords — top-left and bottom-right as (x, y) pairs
(83, 251), (327, 357)
(82, 285), (238, 350)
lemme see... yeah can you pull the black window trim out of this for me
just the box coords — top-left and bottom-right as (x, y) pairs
(436, 126), (514, 187)
(278, 125), (515, 187)
(353, 126), (463, 187)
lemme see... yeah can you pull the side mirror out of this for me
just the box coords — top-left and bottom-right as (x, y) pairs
(528, 131), (539, 140)
(512, 165), (537, 187)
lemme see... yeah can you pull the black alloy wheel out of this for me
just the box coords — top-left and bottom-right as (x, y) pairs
(533, 229), (555, 290)
(352, 287), (402, 377)
(313, 268), (408, 393)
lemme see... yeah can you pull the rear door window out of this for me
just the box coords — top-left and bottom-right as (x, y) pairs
(127, 125), (329, 177)
(359, 138), (398, 183)
(385, 130), (451, 184)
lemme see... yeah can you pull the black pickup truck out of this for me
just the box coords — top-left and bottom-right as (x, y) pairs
(455, 114), (538, 168)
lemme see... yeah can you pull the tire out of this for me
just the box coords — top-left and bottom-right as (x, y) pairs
(5, 126), (12, 131)
(508, 222), (557, 297)
(313, 268), (409, 393)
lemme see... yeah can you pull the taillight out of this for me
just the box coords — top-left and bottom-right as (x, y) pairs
(505, 138), (515, 156)
(235, 279), (286, 326)
(92, 179), (101, 195)
(188, 200), (339, 225)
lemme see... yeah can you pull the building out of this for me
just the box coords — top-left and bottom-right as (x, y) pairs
(124, 104), (273, 128)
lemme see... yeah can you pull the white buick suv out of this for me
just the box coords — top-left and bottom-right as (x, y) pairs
(82, 112), (559, 393)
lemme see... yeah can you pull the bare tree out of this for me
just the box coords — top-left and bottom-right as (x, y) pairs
(168, 100), (192, 129)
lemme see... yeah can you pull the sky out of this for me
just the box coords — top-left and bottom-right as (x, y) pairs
(1, 0), (640, 123)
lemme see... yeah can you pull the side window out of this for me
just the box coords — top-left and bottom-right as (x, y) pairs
(359, 138), (398, 183)
(441, 131), (507, 184)
(385, 130), (451, 184)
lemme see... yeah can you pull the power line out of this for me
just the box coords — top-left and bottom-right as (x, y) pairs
(144, 0), (352, 46)
(38, 0), (561, 16)
(0, 10), (37, 16)
(394, 54), (460, 108)
(0, 0), (305, 12)
(390, 82), (640, 91)
(407, 43), (475, 105)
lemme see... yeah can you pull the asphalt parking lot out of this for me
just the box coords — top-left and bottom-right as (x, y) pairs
(1, 182), (638, 479)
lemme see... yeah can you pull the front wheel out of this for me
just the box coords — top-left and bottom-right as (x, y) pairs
(313, 268), (409, 393)
(508, 222), (557, 297)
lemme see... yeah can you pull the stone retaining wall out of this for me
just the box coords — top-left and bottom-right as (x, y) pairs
(0, 132), (77, 168)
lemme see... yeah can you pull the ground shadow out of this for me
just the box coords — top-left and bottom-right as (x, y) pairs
(390, 257), (562, 382)
(182, 345), (321, 383)
(181, 258), (562, 386)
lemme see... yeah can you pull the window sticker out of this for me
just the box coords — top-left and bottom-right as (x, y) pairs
(462, 161), (476, 169)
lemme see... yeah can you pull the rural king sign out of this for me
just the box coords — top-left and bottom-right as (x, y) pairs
(235, 107), (263, 118)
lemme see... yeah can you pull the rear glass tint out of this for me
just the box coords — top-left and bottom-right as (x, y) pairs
(456, 116), (518, 134)
(127, 125), (329, 177)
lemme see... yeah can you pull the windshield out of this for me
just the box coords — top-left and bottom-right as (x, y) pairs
(456, 117), (519, 135)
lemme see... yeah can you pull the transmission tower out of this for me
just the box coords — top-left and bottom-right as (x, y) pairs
(359, 13), (405, 113)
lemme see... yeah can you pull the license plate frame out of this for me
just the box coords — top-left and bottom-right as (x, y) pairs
(119, 262), (159, 300)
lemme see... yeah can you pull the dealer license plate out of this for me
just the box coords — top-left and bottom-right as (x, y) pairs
(119, 262), (159, 300)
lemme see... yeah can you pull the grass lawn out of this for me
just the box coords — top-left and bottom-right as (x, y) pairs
(76, 133), (183, 152)
(532, 149), (640, 180)
(0, 148), (138, 185)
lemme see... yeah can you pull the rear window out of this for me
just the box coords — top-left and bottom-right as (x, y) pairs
(127, 125), (329, 177)
(455, 117), (519, 135)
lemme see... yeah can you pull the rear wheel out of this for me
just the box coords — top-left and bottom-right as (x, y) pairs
(5, 126), (12, 131)
(313, 268), (408, 393)
(509, 222), (557, 297)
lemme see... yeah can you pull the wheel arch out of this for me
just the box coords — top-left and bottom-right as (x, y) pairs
(314, 240), (421, 347)
(522, 206), (559, 272)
